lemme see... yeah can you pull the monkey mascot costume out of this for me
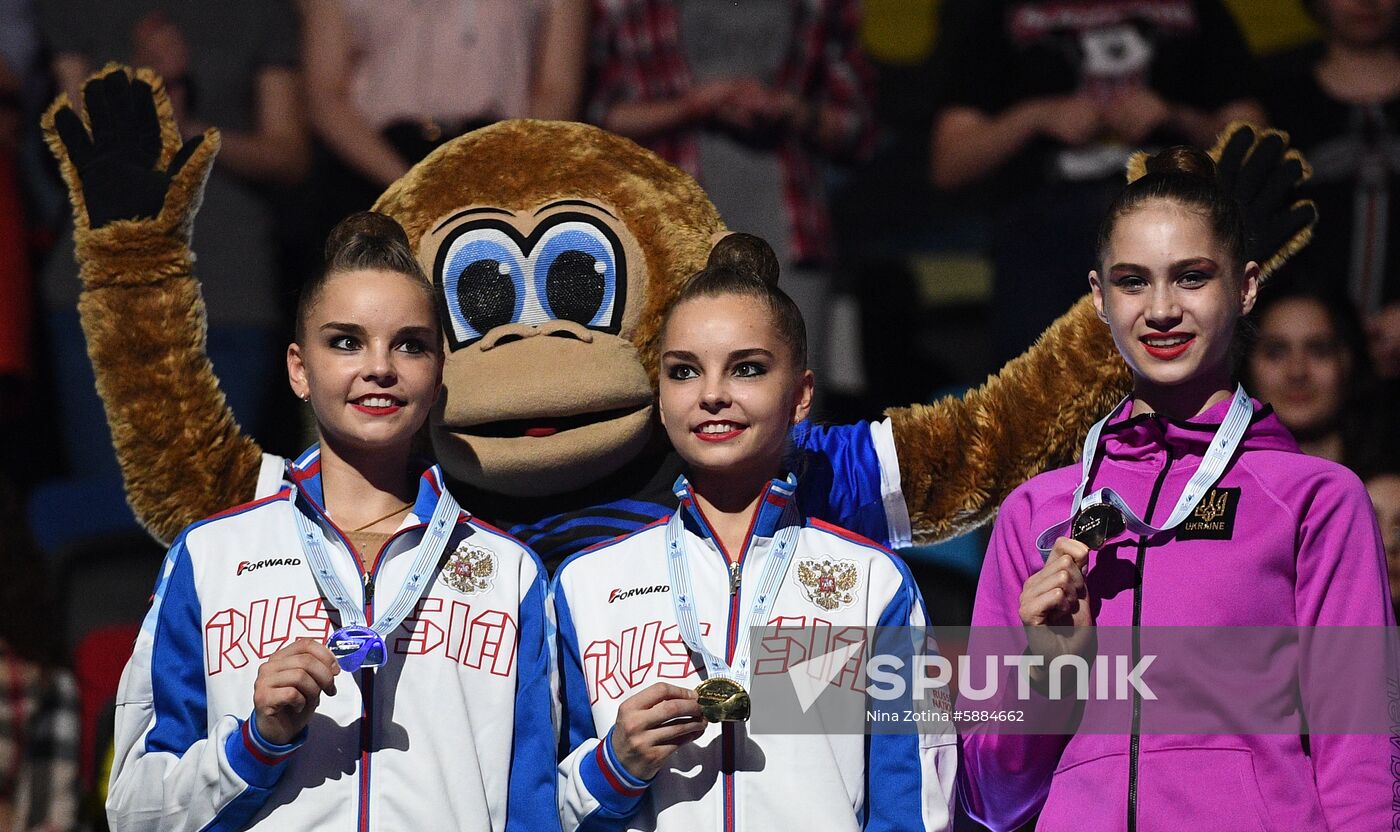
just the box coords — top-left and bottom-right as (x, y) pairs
(41, 67), (1314, 570)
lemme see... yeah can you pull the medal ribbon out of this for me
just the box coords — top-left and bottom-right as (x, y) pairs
(1034, 385), (1253, 558)
(665, 476), (801, 688)
(292, 479), (462, 637)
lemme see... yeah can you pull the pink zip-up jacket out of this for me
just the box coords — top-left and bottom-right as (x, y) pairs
(959, 397), (1396, 832)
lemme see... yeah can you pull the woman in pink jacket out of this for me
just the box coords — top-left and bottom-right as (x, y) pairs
(959, 145), (1395, 831)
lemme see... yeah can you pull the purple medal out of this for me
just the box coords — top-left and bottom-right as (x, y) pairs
(327, 625), (387, 672)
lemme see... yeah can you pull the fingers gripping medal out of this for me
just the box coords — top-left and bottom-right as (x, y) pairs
(696, 677), (751, 723)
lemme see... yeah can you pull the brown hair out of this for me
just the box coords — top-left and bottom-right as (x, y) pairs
(661, 233), (808, 369)
(295, 211), (440, 342)
(1097, 146), (1246, 270)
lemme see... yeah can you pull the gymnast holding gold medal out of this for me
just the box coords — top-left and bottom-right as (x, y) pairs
(552, 235), (956, 831)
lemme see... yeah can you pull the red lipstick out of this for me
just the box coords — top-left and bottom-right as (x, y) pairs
(1140, 333), (1195, 360)
(694, 421), (744, 442)
(350, 395), (405, 416)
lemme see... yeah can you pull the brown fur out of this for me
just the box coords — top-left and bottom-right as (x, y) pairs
(41, 65), (258, 543)
(890, 296), (1129, 543)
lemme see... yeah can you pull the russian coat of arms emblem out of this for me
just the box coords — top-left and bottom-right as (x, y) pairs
(441, 542), (495, 595)
(794, 556), (860, 611)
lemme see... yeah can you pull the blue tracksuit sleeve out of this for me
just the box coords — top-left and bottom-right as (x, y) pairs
(107, 533), (300, 832)
(508, 554), (563, 831)
(552, 575), (648, 831)
(790, 419), (911, 549)
(865, 559), (956, 832)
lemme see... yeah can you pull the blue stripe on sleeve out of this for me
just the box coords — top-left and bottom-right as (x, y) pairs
(552, 571), (599, 752)
(145, 539), (208, 758)
(223, 718), (300, 790)
(864, 557), (930, 831)
(199, 773), (283, 832)
(789, 421), (892, 547)
(507, 558), (562, 832)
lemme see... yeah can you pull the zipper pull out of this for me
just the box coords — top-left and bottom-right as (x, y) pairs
(363, 572), (375, 605)
(729, 562), (741, 596)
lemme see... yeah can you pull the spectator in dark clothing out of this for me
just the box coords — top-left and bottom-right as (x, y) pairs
(929, 0), (1264, 364)
(1260, 0), (1400, 380)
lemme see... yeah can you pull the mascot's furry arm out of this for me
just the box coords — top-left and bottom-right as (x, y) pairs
(892, 124), (1315, 543)
(41, 66), (262, 543)
(889, 294), (1128, 543)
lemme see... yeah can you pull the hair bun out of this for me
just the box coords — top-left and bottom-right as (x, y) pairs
(1144, 145), (1218, 183)
(324, 211), (412, 263)
(706, 232), (780, 286)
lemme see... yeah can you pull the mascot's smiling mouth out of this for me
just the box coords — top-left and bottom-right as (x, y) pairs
(451, 404), (649, 438)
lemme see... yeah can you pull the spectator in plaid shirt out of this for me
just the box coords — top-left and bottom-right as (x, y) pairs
(0, 481), (78, 832)
(586, 0), (875, 389)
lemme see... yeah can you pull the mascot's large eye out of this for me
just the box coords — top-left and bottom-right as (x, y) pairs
(534, 222), (621, 330)
(438, 228), (526, 347)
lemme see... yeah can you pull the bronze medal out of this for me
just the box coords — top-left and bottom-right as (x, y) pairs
(695, 676), (751, 722)
(1070, 502), (1125, 549)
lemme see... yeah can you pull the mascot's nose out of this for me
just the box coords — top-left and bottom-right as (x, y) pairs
(477, 320), (596, 351)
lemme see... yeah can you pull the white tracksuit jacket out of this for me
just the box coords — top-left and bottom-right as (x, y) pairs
(106, 449), (558, 831)
(552, 476), (956, 832)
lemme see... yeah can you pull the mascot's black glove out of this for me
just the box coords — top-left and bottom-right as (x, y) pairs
(51, 71), (204, 229)
(1214, 124), (1318, 272)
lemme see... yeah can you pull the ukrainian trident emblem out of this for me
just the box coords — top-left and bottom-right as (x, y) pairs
(1192, 489), (1231, 523)
(794, 557), (860, 611)
(441, 542), (495, 595)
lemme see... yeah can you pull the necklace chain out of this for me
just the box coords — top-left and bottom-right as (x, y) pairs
(346, 501), (413, 533)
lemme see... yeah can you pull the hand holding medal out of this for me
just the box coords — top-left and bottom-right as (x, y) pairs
(1019, 538), (1092, 628)
(611, 683), (707, 781)
(253, 638), (340, 746)
(1018, 537), (1096, 689)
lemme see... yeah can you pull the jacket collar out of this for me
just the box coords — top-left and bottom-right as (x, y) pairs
(1096, 394), (1296, 468)
(285, 445), (456, 528)
(671, 474), (800, 548)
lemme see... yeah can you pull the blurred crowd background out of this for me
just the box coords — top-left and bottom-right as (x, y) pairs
(2, 1), (1399, 829)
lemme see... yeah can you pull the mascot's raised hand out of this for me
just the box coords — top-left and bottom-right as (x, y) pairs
(41, 66), (263, 538)
(49, 68), (209, 231)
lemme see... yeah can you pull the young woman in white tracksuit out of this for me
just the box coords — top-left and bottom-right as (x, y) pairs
(551, 234), (956, 832)
(106, 213), (557, 831)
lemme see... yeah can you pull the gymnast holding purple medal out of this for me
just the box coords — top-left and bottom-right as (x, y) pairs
(291, 478), (463, 674)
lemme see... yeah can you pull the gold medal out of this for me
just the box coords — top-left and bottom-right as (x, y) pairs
(1070, 502), (1125, 550)
(695, 676), (750, 722)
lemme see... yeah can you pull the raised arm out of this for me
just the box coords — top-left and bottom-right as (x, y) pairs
(889, 295), (1128, 545)
(41, 66), (262, 544)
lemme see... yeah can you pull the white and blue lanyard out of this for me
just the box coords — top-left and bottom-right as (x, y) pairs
(291, 480), (462, 638)
(1034, 384), (1253, 558)
(665, 476), (801, 688)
